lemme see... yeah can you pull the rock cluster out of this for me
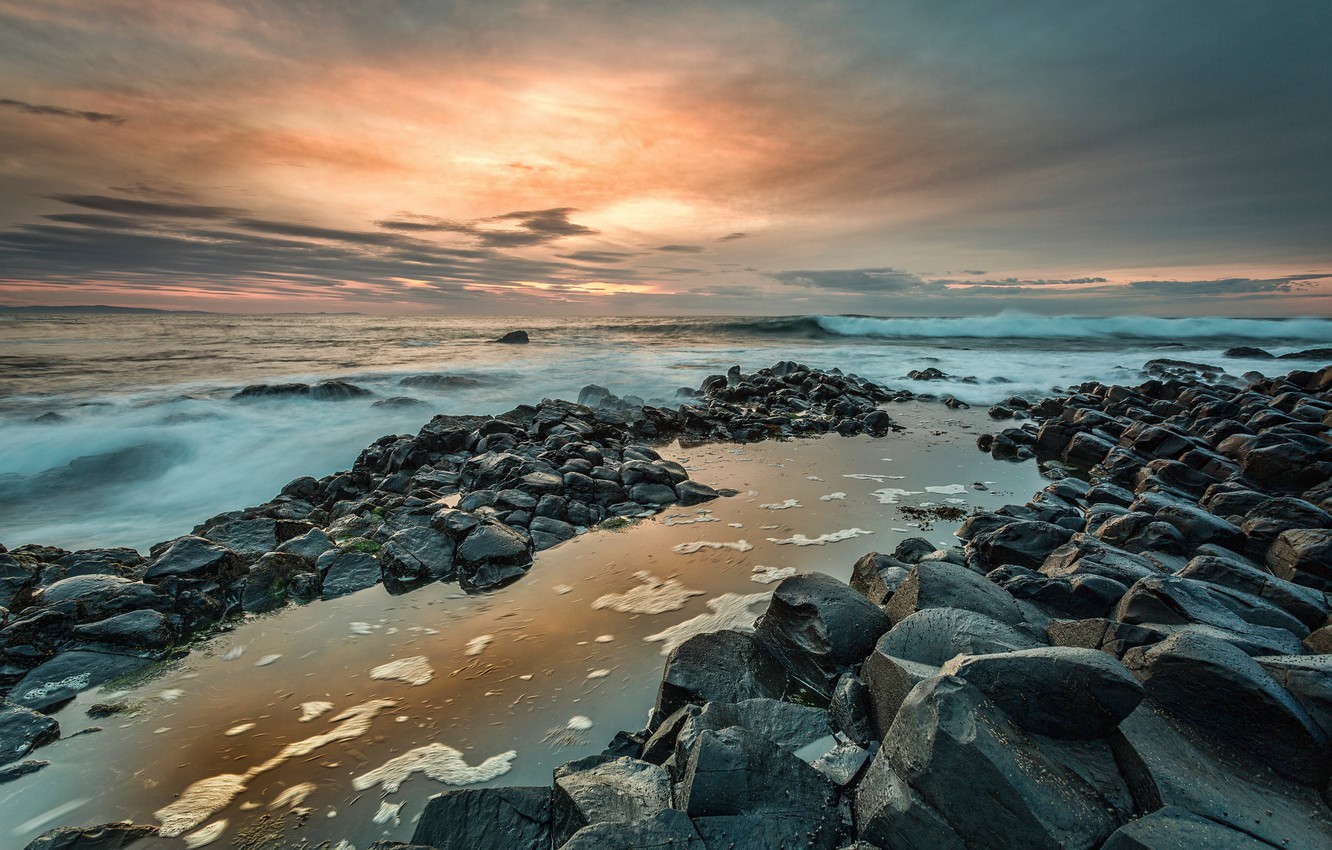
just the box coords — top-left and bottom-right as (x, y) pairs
(361, 364), (1332, 850)
(0, 363), (902, 747)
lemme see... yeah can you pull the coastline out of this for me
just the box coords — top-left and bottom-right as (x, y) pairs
(0, 362), (1326, 850)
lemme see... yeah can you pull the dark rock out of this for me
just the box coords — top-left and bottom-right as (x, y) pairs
(142, 537), (245, 584)
(673, 698), (833, 763)
(496, 330), (530, 344)
(379, 526), (455, 582)
(857, 676), (1122, 850)
(454, 521), (533, 590)
(939, 646), (1143, 739)
(1177, 554), (1329, 630)
(551, 755), (670, 848)
(673, 480), (718, 505)
(1127, 630), (1329, 786)
(55, 548), (143, 578)
(1093, 512), (1188, 556)
(1046, 617), (1166, 657)
(1116, 703), (1332, 847)
(862, 651), (939, 739)
(1223, 346), (1274, 359)
(316, 550), (381, 600)
(400, 374), (483, 390)
(1114, 575), (1307, 655)
(829, 673), (876, 746)
(199, 517), (278, 559)
(628, 482), (676, 506)
(10, 651), (153, 711)
(873, 607), (1041, 667)
(1267, 528), (1332, 591)
(1254, 655), (1332, 740)
(0, 700), (60, 765)
(754, 573), (891, 697)
(679, 727), (841, 848)
(411, 786), (550, 850)
(239, 552), (312, 612)
(967, 520), (1074, 570)
(276, 527), (334, 560)
(893, 537), (936, 565)
(655, 630), (785, 719)
(231, 382), (310, 401)
(848, 552), (910, 605)
(0, 759), (48, 784)
(1099, 806), (1273, 850)
(21, 823), (158, 850)
(1041, 534), (1163, 586)
(998, 571), (1128, 620)
(563, 809), (702, 850)
(71, 610), (173, 650)
(886, 561), (1023, 626)
(309, 379), (373, 400)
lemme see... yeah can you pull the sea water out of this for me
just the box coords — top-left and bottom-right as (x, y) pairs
(1, 311), (1328, 551)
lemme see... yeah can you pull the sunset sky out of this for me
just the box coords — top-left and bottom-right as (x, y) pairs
(1, 1), (1329, 315)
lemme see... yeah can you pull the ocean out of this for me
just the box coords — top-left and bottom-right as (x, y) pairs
(2, 312), (1329, 552)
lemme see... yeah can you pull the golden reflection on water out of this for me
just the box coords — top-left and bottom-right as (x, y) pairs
(1, 404), (1045, 849)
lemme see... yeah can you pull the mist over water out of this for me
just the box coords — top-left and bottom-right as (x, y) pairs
(1, 312), (1328, 551)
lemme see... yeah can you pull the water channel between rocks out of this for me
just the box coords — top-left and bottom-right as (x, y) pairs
(1, 402), (1047, 850)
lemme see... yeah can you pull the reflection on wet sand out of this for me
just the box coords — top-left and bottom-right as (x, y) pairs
(1, 405), (1045, 848)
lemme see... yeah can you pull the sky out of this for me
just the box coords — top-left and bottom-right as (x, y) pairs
(0, 0), (1329, 316)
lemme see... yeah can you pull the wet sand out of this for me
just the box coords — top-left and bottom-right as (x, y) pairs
(1, 402), (1046, 849)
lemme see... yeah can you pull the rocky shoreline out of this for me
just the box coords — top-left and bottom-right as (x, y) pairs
(8, 360), (1332, 849)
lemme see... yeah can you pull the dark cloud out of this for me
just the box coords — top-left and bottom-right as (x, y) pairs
(47, 194), (240, 220)
(489, 208), (596, 238)
(42, 213), (150, 230)
(657, 244), (705, 253)
(962, 270), (987, 276)
(770, 267), (932, 294)
(231, 218), (423, 248)
(376, 208), (596, 248)
(1126, 278), (1314, 296)
(0, 98), (125, 125)
(717, 232), (751, 242)
(558, 250), (642, 263)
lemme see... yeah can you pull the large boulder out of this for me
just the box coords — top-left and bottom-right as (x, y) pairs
(1127, 630), (1329, 787)
(454, 521), (533, 590)
(655, 630), (786, 719)
(1100, 806), (1280, 850)
(967, 520), (1074, 570)
(856, 676), (1123, 850)
(0, 701), (60, 765)
(316, 550), (381, 600)
(938, 646), (1143, 739)
(28, 575), (163, 623)
(70, 610), (174, 652)
(1254, 654), (1332, 740)
(886, 561), (1023, 626)
(1041, 535), (1163, 586)
(1267, 528), (1332, 591)
(551, 755), (670, 848)
(673, 698), (833, 765)
(411, 786), (550, 850)
(379, 526), (456, 583)
(1116, 703), (1332, 847)
(861, 651), (939, 739)
(849, 552), (911, 605)
(873, 607), (1042, 668)
(199, 517), (279, 560)
(679, 726), (842, 849)
(754, 573), (890, 698)
(1176, 554), (1329, 630)
(562, 809), (702, 850)
(1113, 575), (1307, 656)
(142, 537), (245, 584)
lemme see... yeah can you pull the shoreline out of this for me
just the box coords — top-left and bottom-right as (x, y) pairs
(4, 359), (1331, 848)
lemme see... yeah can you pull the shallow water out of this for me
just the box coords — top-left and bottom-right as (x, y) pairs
(2, 312), (1325, 551)
(0, 403), (1045, 849)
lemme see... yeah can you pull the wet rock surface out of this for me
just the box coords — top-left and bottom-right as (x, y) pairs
(390, 362), (1332, 850)
(0, 363), (904, 708)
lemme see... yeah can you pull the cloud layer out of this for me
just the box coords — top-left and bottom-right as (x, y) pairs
(0, 1), (1328, 314)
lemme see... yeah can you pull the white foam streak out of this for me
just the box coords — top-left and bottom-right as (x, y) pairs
(352, 744), (517, 793)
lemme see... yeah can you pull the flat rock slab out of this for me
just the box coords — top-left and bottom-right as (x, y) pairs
(0, 701), (60, 765)
(873, 606), (1042, 667)
(21, 822), (158, 850)
(411, 786), (549, 850)
(11, 651), (154, 711)
(1129, 630), (1328, 786)
(1117, 703), (1332, 848)
(551, 755), (671, 848)
(317, 550), (382, 600)
(562, 809), (703, 850)
(655, 630), (785, 719)
(1100, 805), (1276, 850)
(939, 646), (1143, 739)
